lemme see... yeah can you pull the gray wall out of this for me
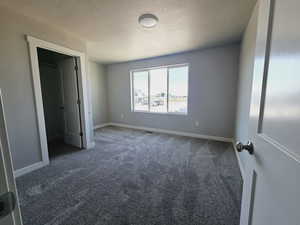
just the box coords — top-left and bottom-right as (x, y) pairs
(234, 4), (258, 169)
(88, 61), (108, 127)
(107, 44), (240, 138)
(0, 5), (86, 170)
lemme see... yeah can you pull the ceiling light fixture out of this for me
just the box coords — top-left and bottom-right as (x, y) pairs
(138, 14), (159, 28)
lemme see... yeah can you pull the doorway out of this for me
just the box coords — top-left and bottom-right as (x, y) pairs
(27, 36), (93, 171)
(37, 48), (83, 158)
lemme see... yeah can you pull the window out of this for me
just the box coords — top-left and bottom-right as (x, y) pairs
(168, 66), (189, 113)
(131, 64), (189, 114)
(150, 68), (168, 113)
(132, 71), (149, 111)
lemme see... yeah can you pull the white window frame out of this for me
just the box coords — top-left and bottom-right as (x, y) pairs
(130, 63), (189, 115)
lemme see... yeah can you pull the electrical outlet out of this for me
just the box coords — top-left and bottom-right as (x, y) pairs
(195, 121), (200, 127)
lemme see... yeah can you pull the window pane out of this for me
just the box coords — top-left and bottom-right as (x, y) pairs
(150, 68), (168, 113)
(168, 66), (188, 114)
(133, 71), (149, 111)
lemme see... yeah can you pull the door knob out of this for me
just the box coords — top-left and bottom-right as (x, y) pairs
(236, 141), (254, 155)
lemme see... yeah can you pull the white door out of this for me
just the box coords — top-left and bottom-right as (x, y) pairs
(239, 0), (300, 224)
(0, 90), (23, 225)
(59, 58), (83, 148)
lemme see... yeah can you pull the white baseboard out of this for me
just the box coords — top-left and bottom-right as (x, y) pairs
(14, 124), (241, 178)
(14, 140), (95, 177)
(108, 122), (233, 143)
(232, 141), (245, 180)
(94, 123), (110, 130)
(14, 161), (48, 178)
(108, 124), (246, 178)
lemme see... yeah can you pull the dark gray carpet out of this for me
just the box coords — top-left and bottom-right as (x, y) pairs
(17, 126), (242, 225)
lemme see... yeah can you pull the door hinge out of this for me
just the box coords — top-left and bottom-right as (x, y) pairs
(74, 65), (78, 71)
(79, 132), (83, 137)
(77, 99), (81, 105)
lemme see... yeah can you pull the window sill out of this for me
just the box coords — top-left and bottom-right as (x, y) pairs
(132, 110), (188, 116)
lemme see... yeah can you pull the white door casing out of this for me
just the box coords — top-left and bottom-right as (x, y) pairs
(59, 58), (82, 148)
(0, 89), (23, 225)
(240, 0), (300, 224)
(26, 36), (94, 175)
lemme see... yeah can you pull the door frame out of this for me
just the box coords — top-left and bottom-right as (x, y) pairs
(27, 35), (93, 168)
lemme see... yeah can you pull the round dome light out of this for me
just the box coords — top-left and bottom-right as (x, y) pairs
(138, 14), (159, 28)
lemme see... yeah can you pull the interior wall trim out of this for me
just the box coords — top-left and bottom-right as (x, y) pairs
(102, 122), (233, 143)
(102, 123), (247, 178)
(14, 123), (242, 177)
(26, 35), (93, 170)
(14, 161), (48, 178)
(94, 123), (111, 130)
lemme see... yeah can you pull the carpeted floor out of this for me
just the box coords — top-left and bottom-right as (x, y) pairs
(16, 126), (242, 225)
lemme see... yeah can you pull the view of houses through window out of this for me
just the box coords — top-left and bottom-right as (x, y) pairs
(132, 64), (188, 114)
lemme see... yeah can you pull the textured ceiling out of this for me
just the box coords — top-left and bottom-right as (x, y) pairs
(1, 0), (256, 63)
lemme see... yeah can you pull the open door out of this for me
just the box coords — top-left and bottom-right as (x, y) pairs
(0, 89), (23, 225)
(238, 0), (300, 224)
(59, 57), (83, 148)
